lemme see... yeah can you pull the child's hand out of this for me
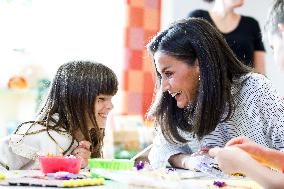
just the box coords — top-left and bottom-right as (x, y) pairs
(72, 140), (91, 168)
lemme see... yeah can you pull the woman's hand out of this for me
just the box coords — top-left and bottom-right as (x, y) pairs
(225, 136), (267, 164)
(227, 136), (284, 170)
(72, 140), (91, 168)
(190, 147), (210, 156)
(209, 146), (255, 174)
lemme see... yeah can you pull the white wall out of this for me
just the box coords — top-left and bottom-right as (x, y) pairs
(161, 0), (284, 96)
(0, 0), (126, 137)
(0, 0), (126, 87)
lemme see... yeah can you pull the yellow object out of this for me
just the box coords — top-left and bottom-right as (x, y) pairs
(98, 178), (105, 185)
(231, 172), (245, 177)
(62, 178), (105, 187)
(0, 173), (6, 180)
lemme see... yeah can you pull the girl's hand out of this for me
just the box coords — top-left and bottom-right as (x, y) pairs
(72, 140), (91, 168)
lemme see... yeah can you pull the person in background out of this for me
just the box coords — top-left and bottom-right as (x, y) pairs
(209, 1), (284, 188)
(0, 60), (118, 170)
(146, 18), (284, 170)
(188, 0), (266, 74)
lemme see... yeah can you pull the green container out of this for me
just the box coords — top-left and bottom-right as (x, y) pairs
(88, 158), (134, 170)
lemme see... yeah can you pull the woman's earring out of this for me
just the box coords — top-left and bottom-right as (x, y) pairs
(198, 75), (200, 81)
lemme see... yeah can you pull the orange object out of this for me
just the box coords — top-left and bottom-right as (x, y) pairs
(39, 156), (81, 174)
(7, 76), (28, 89)
(46, 153), (63, 157)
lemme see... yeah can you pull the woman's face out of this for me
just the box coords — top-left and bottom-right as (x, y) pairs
(154, 52), (200, 108)
(94, 94), (114, 129)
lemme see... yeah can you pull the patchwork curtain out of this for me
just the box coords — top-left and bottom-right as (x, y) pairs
(122, 0), (161, 116)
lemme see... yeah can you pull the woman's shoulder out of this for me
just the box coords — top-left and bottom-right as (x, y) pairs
(238, 72), (270, 85)
(245, 73), (270, 84)
(234, 73), (273, 95)
(240, 15), (260, 26)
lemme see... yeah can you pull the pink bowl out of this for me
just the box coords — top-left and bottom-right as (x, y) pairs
(39, 156), (81, 174)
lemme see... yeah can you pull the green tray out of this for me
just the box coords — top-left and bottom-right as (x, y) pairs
(88, 158), (134, 170)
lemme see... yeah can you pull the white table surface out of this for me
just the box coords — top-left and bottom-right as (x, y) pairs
(0, 169), (262, 189)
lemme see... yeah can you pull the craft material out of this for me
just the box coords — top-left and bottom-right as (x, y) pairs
(39, 156), (81, 174)
(88, 158), (134, 171)
(213, 180), (226, 187)
(130, 144), (153, 161)
(186, 155), (227, 178)
(0, 177), (104, 187)
(0, 173), (5, 180)
(135, 161), (145, 170)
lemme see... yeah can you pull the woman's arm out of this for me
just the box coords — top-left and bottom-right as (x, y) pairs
(226, 136), (284, 170)
(209, 147), (284, 189)
(253, 51), (266, 74)
(168, 153), (190, 169)
(148, 129), (193, 169)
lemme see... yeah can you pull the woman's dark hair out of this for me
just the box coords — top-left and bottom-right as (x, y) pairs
(203, 0), (214, 3)
(15, 61), (118, 157)
(264, 0), (284, 36)
(147, 18), (250, 142)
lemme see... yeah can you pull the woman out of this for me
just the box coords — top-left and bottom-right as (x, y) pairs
(188, 0), (266, 74)
(0, 60), (118, 170)
(146, 18), (284, 169)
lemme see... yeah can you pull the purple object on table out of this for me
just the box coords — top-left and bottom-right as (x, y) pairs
(213, 181), (226, 187)
(135, 161), (144, 170)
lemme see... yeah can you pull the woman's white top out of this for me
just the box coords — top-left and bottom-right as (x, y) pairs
(149, 73), (284, 168)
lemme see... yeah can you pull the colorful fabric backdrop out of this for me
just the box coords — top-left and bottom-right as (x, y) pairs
(122, 0), (161, 116)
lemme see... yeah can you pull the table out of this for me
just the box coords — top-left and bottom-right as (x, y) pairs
(0, 169), (263, 189)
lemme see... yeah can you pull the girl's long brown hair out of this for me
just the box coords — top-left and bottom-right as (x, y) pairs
(15, 61), (118, 157)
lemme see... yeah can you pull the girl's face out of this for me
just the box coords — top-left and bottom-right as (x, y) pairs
(94, 94), (114, 129)
(154, 52), (200, 108)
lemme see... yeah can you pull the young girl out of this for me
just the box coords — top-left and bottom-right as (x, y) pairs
(0, 60), (118, 170)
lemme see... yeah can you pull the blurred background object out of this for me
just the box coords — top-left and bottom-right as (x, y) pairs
(7, 76), (28, 89)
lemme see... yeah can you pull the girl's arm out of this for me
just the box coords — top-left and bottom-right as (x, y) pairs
(71, 140), (91, 168)
(0, 135), (32, 170)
